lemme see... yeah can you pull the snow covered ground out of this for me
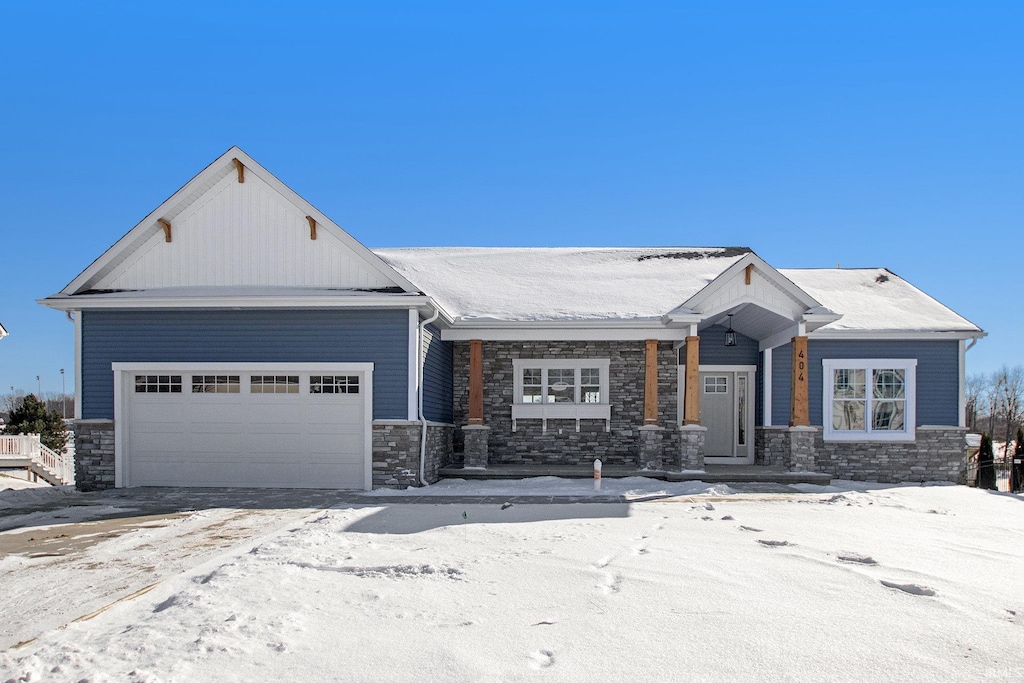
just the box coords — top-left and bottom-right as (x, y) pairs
(2, 481), (1023, 682)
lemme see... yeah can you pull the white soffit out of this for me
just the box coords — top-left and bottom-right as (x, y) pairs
(63, 147), (420, 295)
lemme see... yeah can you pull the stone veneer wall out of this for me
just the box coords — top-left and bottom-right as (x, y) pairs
(756, 425), (967, 482)
(452, 341), (679, 467)
(74, 419), (115, 491)
(372, 422), (455, 488)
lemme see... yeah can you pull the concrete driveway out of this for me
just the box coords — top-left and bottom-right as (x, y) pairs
(0, 487), (361, 651)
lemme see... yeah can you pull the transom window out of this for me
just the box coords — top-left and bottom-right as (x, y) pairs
(310, 375), (359, 394)
(251, 375), (300, 394)
(513, 360), (609, 405)
(135, 375), (182, 393)
(191, 375), (240, 394)
(823, 359), (916, 441)
(704, 376), (728, 393)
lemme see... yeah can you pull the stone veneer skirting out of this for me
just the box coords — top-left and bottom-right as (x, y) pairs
(372, 421), (456, 488)
(452, 340), (680, 467)
(73, 419), (456, 491)
(756, 425), (967, 483)
(74, 419), (116, 491)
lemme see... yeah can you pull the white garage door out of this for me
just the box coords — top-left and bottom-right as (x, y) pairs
(120, 365), (371, 489)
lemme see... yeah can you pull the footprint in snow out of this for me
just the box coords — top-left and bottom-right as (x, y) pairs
(529, 650), (556, 669)
(757, 540), (792, 548)
(593, 556), (612, 568)
(881, 580), (935, 597)
(838, 554), (878, 565)
(632, 546), (649, 556)
(739, 526), (763, 533)
(701, 516), (713, 521)
(721, 515), (734, 521)
(600, 572), (622, 595)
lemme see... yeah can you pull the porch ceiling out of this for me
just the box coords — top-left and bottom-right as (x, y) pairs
(699, 303), (795, 342)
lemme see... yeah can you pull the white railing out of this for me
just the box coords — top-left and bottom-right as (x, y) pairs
(0, 434), (74, 485)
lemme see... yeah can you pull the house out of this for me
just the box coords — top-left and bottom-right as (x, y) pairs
(40, 147), (984, 491)
(0, 322), (8, 341)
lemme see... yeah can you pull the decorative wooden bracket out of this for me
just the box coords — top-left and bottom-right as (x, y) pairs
(745, 264), (754, 285)
(306, 215), (317, 240)
(157, 218), (172, 243)
(232, 158), (245, 183)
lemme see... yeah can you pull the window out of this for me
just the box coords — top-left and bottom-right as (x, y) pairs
(310, 375), (359, 394)
(251, 375), (300, 394)
(514, 363), (607, 405)
(191, 375), (240, 394)
(704, 376), (728, 393)
(822, 359), (916, 441)
(511, 359), (612, 432)
(135, 375), (182, 393)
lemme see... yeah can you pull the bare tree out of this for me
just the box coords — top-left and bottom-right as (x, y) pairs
(965, 373), (986, 432)
(996, 365), (1024, 458)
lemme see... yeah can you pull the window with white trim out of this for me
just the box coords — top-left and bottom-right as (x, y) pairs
(251, 375), (300, 394)
(191, 375), (240, 394)
(511, 359), (612, 432)
(135, 375), (182, 393)
(310, 375), (359, 394)
(822, 359), (916, 441)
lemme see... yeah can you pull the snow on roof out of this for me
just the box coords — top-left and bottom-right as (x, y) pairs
(374, 247), (751, 321)
(781, 268), (981, 333)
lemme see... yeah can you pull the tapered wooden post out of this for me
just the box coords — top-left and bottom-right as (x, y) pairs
(468, 339), (484, 425)
(790, 336), (809, 427)
(684, 336), (701, 425)
(643, 339), (659, 426)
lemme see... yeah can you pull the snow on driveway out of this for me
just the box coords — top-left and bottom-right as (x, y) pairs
(2, 483), (1023, 682)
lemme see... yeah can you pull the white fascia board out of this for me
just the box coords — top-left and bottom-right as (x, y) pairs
(440, 326), (690, 341)
(61, 147), (422, 296)
(808, 329), (986, 340)
(677, 252), (822, 315)
(38, 294), (433, 311)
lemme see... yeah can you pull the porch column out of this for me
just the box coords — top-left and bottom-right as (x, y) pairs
(789, 336), (809, 427)
(463, 339), (489, 468)
(468, 339), (484, 425)
(643, 339), (659, 426)
(683, 336), (701, 425)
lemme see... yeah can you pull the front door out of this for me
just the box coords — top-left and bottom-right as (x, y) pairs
(698, 369), (754, 463)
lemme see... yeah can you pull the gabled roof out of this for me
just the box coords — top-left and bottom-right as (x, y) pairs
(55, 147), (420, 297)
(0, 322), (7, 339)
(375, 247), (751, 322)
(782, 268), (982, 334)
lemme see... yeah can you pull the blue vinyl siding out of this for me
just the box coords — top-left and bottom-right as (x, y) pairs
(681, 326), (762, 426)
(421, 323), (453, 423)
(770, 339), (960, 427)
(81, 309), (410, 420)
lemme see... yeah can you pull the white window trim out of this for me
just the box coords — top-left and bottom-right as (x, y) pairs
(511, 358), (611, 432)
(822, 358), (917, 442)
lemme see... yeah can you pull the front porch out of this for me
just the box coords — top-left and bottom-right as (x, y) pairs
(439, 463), (832, 485)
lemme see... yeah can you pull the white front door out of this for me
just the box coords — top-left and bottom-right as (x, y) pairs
(683, 366), (755, 464)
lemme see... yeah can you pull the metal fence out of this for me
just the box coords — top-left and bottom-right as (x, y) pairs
(965, 458), (1022, 493)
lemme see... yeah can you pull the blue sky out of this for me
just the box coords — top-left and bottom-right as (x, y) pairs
(1, 1), (1021, 397)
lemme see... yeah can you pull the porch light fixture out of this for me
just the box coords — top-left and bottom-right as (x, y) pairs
(724, 314), (737, 347)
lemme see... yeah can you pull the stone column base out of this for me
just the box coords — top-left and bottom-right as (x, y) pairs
(638, 425), (664, 470)
(462, 425), (490, 469)
(676, 425), (707, 472)
(788, 426), (816, 472)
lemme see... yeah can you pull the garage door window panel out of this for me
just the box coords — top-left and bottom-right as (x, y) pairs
(251, 375), (300, 394)
(311, 375), (360, 394)
(135, 375), (182, 393)
(192, 375), (241, 394)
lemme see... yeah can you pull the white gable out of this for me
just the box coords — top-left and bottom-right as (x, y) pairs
(681, 254), (819, 320)
(66, 148), (416, 294)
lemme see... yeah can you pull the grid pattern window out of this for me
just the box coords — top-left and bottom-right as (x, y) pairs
(513, 360), (611, 406)
(823, 360), (916, 441)
(704, 376), (728, 393)
(522, 368), (542, 403)
(191, 375), (240, 394)
(135, 375), (182, 393)
(310, 375), (360, 394)
(251, 375), (300, 394)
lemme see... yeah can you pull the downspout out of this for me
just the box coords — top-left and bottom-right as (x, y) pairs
(418, 306), (440, 487)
